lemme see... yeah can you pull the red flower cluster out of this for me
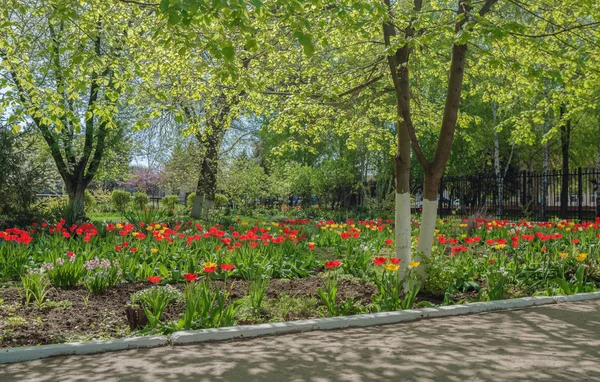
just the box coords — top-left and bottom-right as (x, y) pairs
(0, 228), (33, 245)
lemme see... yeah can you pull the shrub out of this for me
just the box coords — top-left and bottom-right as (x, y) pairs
(214, 193), (228, 208)
(111, 190), (130, 212)
(84, 190), (96, 211)
(187, 192), (196, 209)
(132, 192), (150, 210)
(161, 195), (179, 210)
(89, 189), (114, 212)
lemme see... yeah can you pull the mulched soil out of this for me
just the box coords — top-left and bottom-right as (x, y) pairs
(0, 276), (378, 348)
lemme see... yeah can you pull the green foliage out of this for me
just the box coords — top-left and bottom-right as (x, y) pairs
(187, 193), (196, 209)
(84, 191), (96, 211)
(46, 257), (85, 289)
(188, 192), (228, 209)
(132, 192), (150, 211)
(161, 195), (180, 210)
(0, 129), (52, 227)
(83, 258), (122, 294)
(20, 272), (51, 309)
(248, 277), (270, 312)
(132, 285), (183, 329)
(111, 191), (131, 213)
(371, 269), (420, 312)
(317, 271), (339, 317)
(214, 193), (228, 208)
(176, 280), (242, 331)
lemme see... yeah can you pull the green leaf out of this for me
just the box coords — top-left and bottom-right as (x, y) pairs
(167, 11), (181, 25)
(245, 38), (258, 52)
(159, 0), (170, 12)
(294, 31), (315, 57)
(11, 124), (20, 133)
(159, 264), (169, 278)
(222, 44), (235, 61)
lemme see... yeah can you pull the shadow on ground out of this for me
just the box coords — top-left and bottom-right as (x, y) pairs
(2, 300), (600, 382)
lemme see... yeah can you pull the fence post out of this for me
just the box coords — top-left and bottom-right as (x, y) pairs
(438, 176), (444, 218)
(521, 170), (527, 208)
(578, 167), (583, 220)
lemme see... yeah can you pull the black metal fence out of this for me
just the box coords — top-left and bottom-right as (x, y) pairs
(419, 168), (600, 220)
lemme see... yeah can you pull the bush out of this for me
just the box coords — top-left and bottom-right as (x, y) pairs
(161, 195), (180, 210)
(88, 189), (113, 213)
(111, 190), (131, 212)
(84, 190), (96, 211)
(187, 192), (196, 209)
(132, 192), (150, 210)
(214, 193), (228, 208)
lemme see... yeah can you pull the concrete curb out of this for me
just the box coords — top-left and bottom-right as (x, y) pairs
(2, 293), (600, 364)
(0, 335), (168, 364)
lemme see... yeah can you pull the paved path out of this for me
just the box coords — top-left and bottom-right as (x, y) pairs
(2, 300), (600, 382)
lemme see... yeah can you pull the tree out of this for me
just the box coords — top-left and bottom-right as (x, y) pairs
(0, 0), (151, 222)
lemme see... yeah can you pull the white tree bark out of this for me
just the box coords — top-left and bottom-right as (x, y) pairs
(395, 192), (412, 280)
(415, 199), (438, 278)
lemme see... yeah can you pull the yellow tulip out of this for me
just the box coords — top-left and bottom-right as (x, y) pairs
(409, 261), (420, 268)
(385, 263), (399, 272)
(576, 253), (588, 262)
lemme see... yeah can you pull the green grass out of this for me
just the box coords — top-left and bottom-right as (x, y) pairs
(88, 212), (123, 223)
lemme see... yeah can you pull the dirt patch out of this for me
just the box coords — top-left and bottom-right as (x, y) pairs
(0, 276), (377, 348)
(267, 277), (376, 304)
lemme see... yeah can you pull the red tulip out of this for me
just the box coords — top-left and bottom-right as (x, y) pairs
(373, 257), (387, 266)
(148, 276), (161, 284)
(220, 264), (235, 271)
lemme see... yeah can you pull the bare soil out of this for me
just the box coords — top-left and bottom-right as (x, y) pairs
(0, 276), (378, 348)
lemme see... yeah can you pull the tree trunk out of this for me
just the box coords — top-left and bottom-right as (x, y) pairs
(191, 129), (223, 219)
(559, 104), (570, 219)
(416, 172), (440, 269)
(394, 119), (412, 281)
(65, 178), (87, 224)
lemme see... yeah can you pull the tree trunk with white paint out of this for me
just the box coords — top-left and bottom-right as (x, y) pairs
(394, 120), (412, 281)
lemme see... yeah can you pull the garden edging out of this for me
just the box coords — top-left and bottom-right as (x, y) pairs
(3, 292), (600, 364)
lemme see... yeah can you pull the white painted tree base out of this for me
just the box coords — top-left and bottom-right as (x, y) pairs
(395, 192), (412, 276)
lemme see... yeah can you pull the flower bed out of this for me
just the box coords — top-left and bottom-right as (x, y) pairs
(1, 216), (599, 347)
